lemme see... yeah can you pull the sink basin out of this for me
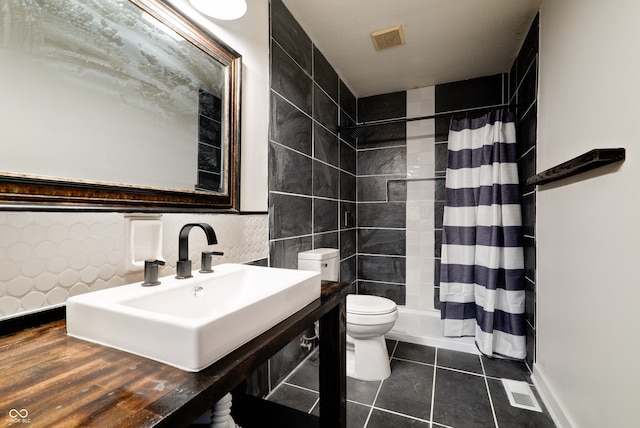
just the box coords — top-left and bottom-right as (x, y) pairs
(66, 264), (321, 371)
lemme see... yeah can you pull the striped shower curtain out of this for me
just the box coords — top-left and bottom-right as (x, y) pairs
(440, 110), (526, 360)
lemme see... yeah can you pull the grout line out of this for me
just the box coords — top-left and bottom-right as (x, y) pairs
(309, 397), (320, 414)
(282, 381), (318, 395)
(479, 355), (500, 428)
(432, 421), (456, 428)
(363, 376), (386, 428)
(369, 406), (431, 424)
(391, 356), (435, 369)
(357, 143), (407, 152)
(430, 348), (438, 425)
(389, 340), (398, 358)
(269, 139), (357, 177)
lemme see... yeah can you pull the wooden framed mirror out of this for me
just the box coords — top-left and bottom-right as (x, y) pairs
(0, 0), (241, 212)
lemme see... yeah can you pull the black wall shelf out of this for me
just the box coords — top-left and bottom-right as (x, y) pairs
(527, 148), (626, 186)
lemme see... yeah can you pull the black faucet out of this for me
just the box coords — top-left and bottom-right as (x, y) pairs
(142, 259), (165, 286)
(176, 223), (218, 279)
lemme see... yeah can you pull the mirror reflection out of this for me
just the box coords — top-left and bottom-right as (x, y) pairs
(0, 0), (238, 201)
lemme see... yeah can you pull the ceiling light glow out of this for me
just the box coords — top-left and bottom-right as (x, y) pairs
(189, 0), (247, 20)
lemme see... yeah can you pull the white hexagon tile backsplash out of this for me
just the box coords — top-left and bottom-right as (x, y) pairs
(0, 212), (268, 319)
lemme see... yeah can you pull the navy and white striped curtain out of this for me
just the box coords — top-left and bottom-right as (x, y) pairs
(440, 110), (526, 360)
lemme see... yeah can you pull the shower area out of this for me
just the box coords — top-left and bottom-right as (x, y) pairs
(351, 50), (538, 365)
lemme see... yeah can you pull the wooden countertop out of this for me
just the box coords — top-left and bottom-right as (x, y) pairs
(0, 281), (350, 427)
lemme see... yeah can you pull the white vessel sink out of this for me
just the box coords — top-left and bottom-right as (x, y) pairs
(66, 264), (321, 371)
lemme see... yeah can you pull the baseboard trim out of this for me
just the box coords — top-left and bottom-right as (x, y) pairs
(531, 364), (573, 428)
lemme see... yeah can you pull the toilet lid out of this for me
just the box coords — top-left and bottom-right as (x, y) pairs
(347, 295), (397, 315)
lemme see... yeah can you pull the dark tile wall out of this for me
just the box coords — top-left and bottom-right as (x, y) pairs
(509, 14), (539, 369)
(356, 92), (407, 305)
(269, 0), (356, 274)
(256, 0), (357, 398)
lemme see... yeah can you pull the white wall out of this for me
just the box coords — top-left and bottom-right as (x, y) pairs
(171, 0), (270, 211)
(536, 0), (640, 426)
(405, 86), (437, 310)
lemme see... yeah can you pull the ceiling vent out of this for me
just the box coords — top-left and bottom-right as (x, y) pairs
(370, 24), (406, 51)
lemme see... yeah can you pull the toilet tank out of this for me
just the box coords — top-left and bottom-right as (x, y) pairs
(298, 248), (339, 281)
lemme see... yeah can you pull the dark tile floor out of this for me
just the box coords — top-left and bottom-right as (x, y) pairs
(267, 340), (556, 428)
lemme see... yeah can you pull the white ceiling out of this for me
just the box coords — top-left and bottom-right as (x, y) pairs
(282, 0), (541, 98)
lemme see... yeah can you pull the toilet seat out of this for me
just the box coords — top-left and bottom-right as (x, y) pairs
(347, 295), (396, 315)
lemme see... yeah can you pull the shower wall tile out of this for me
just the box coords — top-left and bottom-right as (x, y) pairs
(340, 140), (356, 175)
(405, 87), (437, 310)
(435, 117), (450, 142)
(356, 123), (406, 149)
(524, 237), (536, 282)
(270, 92), (312, 155)
(313, 46), (338, 102)
(387, 181), (407, 202)
(312, 161), (340, 199)
(521, 193), (536, 237)
(509, 61), (518, 104)
(517, 65), (537, 124)
(358, 91), (406, 122)
(341, 202), (356, 229)
(313, 198), (338, 233)
(314, 232), (338, 250)
(434, 201), (445, 229)
(357, 281), (406, 305)
(269, 236), (313, 270)
(357, 175), (403, 202)
(313, 84), (338, 133)
(518, 146), (536, 196)
(516, 14), (539, 87)
(525, 278), (536, 326)
(314, 123), (339, 167)
(358, 255), (406, 284)
(269, 193), (312, 239)
(268, 142), (312, 195)
(271, 0), (312, 75)
(435, 74), (503, 113)
(271, 43), (312, 116)
(517, 107), (537, 156)
(340, 171), (356, 202)
(358, 203), (406, 229)
(510, 13), (539, 368)
(340, 255), (357, 284)
(434, 142), (448, 173)
(526, 322), (536, 369)
(339, 81), (357, 122)
(435, 177), (446, 201)
(358, 229), (406, 256)
(434, 229), (442, 258)
(268, 0), (356, 397)
(357, 147), (407, 176)
(340, 229), (356, 259)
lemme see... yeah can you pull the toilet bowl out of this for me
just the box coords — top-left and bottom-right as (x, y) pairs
(298, 248), (398, 381)
(346, 294), (397, 381)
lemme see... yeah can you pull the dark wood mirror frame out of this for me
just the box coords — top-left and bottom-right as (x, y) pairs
(0, 0), (241, 213)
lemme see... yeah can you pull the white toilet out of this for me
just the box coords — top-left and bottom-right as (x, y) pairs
(298, 248), (398, 381)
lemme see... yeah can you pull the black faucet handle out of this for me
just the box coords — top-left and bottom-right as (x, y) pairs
(200, 251), (224, 273)
(142, 259), (165, 286)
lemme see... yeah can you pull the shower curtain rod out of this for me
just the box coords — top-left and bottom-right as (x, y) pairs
(388, 177), (445, 182)
(338, 103), (513, 133)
